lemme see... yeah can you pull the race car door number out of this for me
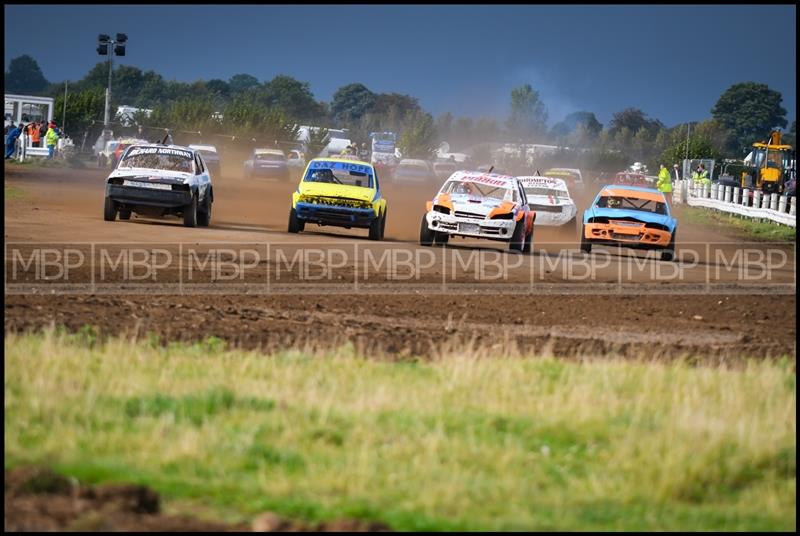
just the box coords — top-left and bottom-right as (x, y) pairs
(460, 223), (480, 234)
(123, 180), (172, 191)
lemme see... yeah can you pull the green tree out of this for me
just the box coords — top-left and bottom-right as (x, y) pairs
(372, 92), (420, 118)
(783, 119), (796, 147)
(397, 111), (438, 159)
(304, 126), (330, 160)
(711, 82), (787, 153)
(53, 87), (105, 143)
(659, 129), (721, 168)
(206, 79), (230, 98)
(261, 75), (323, 122)
(228, 74), (260, 95)
(506, 84), (548, 139)
(112, 65), (146, 104)
(551, 111), (602, 140)
(221, 95), (297, 147)
(135, 71), (168, 107)
(608, 108), (663, 137)
(330, 83), (376, 124)
(74, 61), (110, 91)
(5, 55), (49, 94)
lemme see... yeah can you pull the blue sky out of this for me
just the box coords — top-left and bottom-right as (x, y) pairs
(4, 4), (796, 128)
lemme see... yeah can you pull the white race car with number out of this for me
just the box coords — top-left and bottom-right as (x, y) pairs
(103, 144), (213, 228)
(517, 175), (577, 226)
(420, 170), (535, 252)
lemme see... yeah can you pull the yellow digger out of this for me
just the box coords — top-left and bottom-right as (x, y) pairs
(742, 130), (795, 194)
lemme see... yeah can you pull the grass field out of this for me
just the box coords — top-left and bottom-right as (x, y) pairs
(674, 204), (796, 242)
(4, 184), (26, 200)
(4, 330), (796, 531)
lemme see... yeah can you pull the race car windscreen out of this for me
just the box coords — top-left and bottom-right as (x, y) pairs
(596, 195), (667, 214)
(119, 147), (194, 173)
(304, 161), (374, 188)
(441, 179), (517, 202)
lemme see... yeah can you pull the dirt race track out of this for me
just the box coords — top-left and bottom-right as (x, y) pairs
(4, 162), (797, 360)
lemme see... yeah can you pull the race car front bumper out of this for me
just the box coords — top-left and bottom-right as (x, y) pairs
(583, 222), (672, 248)
(295, 202), (377, 228)
(106, 184), (193, 208)
(426, 211), (516, 241)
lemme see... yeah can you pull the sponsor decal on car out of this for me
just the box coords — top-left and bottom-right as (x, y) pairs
(122, 180), (172, 190)
(127, 147), (193, 159)
(310, 160), (373, 175)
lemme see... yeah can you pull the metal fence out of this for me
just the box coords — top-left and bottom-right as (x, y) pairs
(674, 179), (796, 227)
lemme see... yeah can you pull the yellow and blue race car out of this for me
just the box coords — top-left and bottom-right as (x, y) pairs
(288, 158), (387, 240)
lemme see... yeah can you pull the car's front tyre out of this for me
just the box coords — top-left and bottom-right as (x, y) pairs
(183, 193), (198, 228)
(198, 194), (212, 227)
(288, 207), (304, 233)
(509, 220), (525, 252)
(419, 214), (435, 246)
(369, 210), (385, 241)
(522, 226), (533, 254)
(660, 232), (676, 261)
(579, 224), (592, 254)
(103, 195), (117, 221)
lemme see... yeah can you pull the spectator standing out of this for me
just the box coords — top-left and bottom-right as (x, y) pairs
(30, 121), (42, 148)
(38, 121), (48, 145)
(672, 163), (681, 182)
(45, 121), (61, 159)
(656, 164), (673, 205)
(5, 122), (24, 159)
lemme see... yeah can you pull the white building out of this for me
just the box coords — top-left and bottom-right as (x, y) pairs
(5, 93), (56, 158)
(116, 105), (153, 126)
(5, 93), (54, 128)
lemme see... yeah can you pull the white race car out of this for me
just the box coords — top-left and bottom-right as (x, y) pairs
(103, 144), (213, 227)
(517, 175), (577, 226)
(420, 170), (535, 252)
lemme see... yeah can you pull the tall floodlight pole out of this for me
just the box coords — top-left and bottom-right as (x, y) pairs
(97, 33), (127, 147)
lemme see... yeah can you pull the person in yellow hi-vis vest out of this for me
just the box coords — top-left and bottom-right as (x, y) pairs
(656, 164), (673, 204)
(691, 163), (710, 187)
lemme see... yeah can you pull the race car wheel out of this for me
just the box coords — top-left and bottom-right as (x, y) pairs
(198, 194), (212, 227)
(369, 211), (385, 241)
(103, 195), (117, 222)
(522, 227), (533, 254)
(509, 220), (525, 252)
(183, 193), (198, 228)
(419, 215), (435, 246)
(580, 224), (592, 254)
(118, 208), (131, 220)
(661, 233), (676, 262)
(288, 208), (304, 233)
(434, 231), (449, 246)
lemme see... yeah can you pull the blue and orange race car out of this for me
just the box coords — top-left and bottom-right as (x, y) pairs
(580, 185), (677, 261)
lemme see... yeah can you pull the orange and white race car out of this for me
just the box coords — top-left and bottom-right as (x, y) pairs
(419, 170), (535, 252)
(580, 185), (677, 261)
